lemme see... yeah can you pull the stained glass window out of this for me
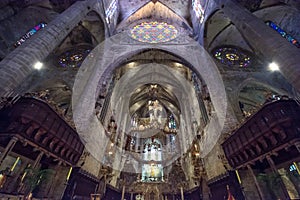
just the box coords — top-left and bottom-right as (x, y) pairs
(266, 21), (300, 48)
(142, 139), (164, 182)
(130, 21), (178, 43)
(289, 164), (297, 172)
(14, 22), (47, 47)
(168, 114), (176, 130)
(192, 0), (205, 23)
(58, 47), (91, 68)
(105, 0), (117, 24)
(212, 46), (251, 67)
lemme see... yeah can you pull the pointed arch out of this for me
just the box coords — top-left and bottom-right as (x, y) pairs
(116, 1), (192, 33)
(72, 32), (227, 168)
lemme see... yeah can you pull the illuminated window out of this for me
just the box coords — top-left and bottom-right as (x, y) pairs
(192, 0), (205, 23)
(290, 164), (297, 172)
(131, 114), (138, 127)
(168, 114), (176, 130)
(266, 21), (300, 48)
(130, 21), (178, 43)
(14, 22), (47, 47)
(212, 46), (252, 67)
(136, 194), (144, 200)
(105, 0), (117, 24)
(142, 139), (164, 182)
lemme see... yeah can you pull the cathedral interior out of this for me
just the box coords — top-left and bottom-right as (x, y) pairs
(0, 0), (299, 199)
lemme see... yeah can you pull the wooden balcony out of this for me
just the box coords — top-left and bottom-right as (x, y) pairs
(222, 100), (300, 169)
(0, 97), (84, 165)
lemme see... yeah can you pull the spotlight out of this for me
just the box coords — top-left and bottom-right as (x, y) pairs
(269, 62), (279, 71)
(175, 63), (182, 67)
(33, 61), (43, 70)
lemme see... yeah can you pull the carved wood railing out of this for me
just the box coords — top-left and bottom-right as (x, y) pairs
(0, 97), (84, 165)
(222, 100), (300, 169)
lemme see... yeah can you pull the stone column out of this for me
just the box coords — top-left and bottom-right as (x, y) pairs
(0, 136), (18, 166)
(120, 113), (128, 149)
(32, 151), (44, 169)
(214, 0), (300, 92)
(179, 115), (186, 153)
(247, 165), (265, 200)
(266, 155), (290, 199)
(0, 0), (99, 97)
(135, 136), (139, 153)
(182, 99), (193, 147)
(121, 185), (126, 200)
(18, 151), (44, 194)
(278, 168), (299, 199)
(180, 186), (184, 200)
(200, 177), (211, 200)
(116, 97), (124, 130)
(7, 159), (28, 193)
(167, 134), (171, 152)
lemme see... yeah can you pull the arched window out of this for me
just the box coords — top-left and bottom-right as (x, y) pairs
(266, 21), (300, 48)
(142, 139), (164, 182)
(14, 22), (47, 47)
(168, 114), (176, 130)
(212, 46), (252, 67)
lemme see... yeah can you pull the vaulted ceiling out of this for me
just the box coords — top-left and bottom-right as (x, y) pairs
(118, 0), (191, 22)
